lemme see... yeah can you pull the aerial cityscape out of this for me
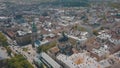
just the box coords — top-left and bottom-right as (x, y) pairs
(0, 0), (120, 68)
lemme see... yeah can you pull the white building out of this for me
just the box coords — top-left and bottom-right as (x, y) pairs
(91, 45), (110, 58)
(56, 53), (102, 68)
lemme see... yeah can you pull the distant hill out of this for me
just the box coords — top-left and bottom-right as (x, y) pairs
(0, 0), (119, 4)
(0, 0), (55, 4)
(0, 0), (90, 7)
(0, 0), (119, 7)
(47, 0), (90, 7)
(0, 0), (89, 4)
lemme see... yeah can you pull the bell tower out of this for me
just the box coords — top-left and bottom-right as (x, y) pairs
(32, 22), (37, 47)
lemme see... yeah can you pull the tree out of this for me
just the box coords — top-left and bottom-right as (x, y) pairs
(0, 59), (9, 68)
(7, 54), (34, 68)
(62, 31), (66, 38)
(100, 27), (104, 30)
(37, 41), (57, 53)
(93, 30), (99, 36)
(0, 32), (8, 46)
(37, 46), (43, 53)
(5, 46), (12, 56)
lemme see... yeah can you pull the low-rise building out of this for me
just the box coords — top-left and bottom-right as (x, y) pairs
(91, 45), (110, 61)
(15, 30), (32, 45)
(56, 53), (102, 68)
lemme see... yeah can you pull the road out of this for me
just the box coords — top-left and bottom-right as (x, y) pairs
(0, 47), (10, 60)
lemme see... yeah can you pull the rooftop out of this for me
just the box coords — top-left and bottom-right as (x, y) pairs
(17, 30), (27, 36)
(91, 45), (110, 57)
(57, 52), (102, 68)
(40, 52), (61, 68)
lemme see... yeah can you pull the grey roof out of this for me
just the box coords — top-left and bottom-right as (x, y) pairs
(41, 52), (61, 68)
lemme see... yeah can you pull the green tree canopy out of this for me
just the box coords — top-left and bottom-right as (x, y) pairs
(7, 54), (34, 68)
(0, 32), (8, 46)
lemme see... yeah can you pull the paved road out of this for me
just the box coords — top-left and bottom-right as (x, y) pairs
(0, 47), (9, 60)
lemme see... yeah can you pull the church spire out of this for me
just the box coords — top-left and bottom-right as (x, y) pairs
(32, 22), (37, 32)
(32, 22), (37, 47)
